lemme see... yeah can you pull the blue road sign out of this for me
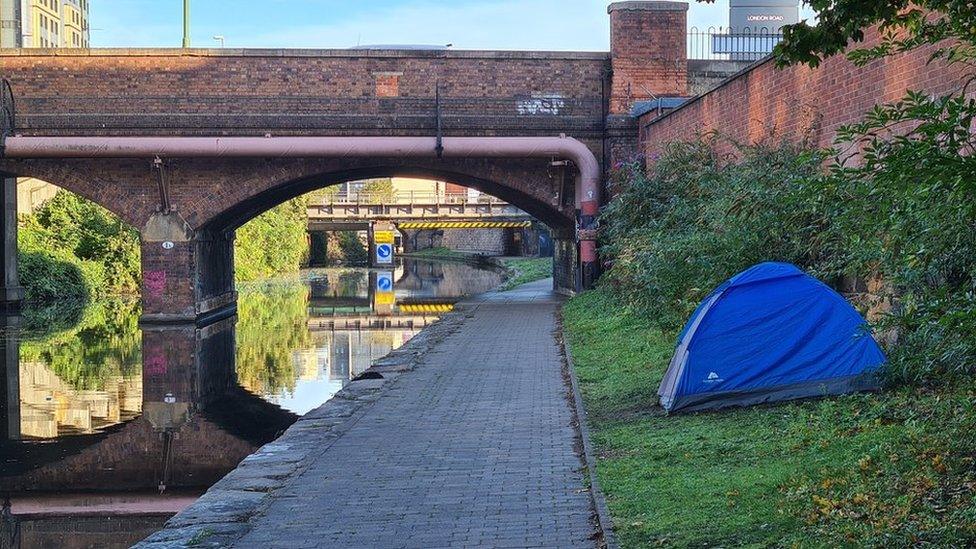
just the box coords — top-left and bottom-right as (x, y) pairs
(377, 273), (394, 292)
(376, 243), (393, 264)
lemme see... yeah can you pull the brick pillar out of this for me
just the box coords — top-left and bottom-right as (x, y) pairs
(140, 212), (237, 325)
(0, 313), (20, 441)
(609, 1), (688, 114)
(552, 228), (580, 294)
(0, 177), (24, 310)
(607, 1), (689, 165)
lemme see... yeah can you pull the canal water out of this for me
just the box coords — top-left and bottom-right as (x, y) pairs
(0, 258), (505, 548)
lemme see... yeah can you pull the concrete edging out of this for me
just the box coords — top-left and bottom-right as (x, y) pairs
(559, 315), (619, 549)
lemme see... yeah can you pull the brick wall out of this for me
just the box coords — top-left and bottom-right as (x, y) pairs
(0, 49), (608, 138)
(401, 228), (513, 256)
(639, 28), (973, 160)
(442, 229), (513, 256)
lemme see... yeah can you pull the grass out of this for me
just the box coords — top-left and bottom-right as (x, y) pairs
(499, 257), (553, 291)
(563, 287), (976, 548)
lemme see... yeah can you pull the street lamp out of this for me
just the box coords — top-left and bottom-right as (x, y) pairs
(213, 35), (225, 47)
(182, 0), (190, 48)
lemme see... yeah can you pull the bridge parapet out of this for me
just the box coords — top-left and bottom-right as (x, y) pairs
(308, 191), (530, 223)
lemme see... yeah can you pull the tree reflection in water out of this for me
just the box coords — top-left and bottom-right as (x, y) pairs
(235, 279), (312, 397)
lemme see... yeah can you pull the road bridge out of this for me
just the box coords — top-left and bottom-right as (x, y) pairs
(307, 191), (536, 261)
(307, 191), (531, 227)
(0, 1), (690, 325)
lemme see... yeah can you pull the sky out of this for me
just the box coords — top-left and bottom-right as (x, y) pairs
(90, 1), (817, 50)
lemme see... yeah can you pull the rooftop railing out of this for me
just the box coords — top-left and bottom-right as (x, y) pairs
(688, 26), (785, 62)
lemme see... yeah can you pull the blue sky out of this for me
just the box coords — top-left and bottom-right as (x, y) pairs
(90, 1), (816, 50)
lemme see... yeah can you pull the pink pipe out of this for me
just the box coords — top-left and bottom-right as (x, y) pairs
(3, 135), (600, 215)
(5, 134), (601, 278)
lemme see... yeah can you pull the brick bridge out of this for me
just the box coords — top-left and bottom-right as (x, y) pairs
(0, 1), (689, 325)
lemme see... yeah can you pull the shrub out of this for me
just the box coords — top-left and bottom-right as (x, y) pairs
(601, 138), (834, 330)
(337, 232), (368, 265)
(827, 91), (976, 386)
(30, 191), (140, 293)
(19, 190), (140, 300)
(602, 87), (976, 388)
(18, 249), (90, 302)
(235, 197), (310, 282)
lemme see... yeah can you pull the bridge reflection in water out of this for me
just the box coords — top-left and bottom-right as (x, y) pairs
(0, 258), (503, 548)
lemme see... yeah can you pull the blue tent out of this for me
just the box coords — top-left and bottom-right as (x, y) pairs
(658, 262), (886, 413)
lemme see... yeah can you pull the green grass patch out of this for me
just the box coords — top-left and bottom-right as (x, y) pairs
(563, 288), (976, 548)
(499, 257), (552, 291)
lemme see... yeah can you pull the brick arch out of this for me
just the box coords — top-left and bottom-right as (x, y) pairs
(0, 158), (149, 228)
(178, 156), (576, 235)
(199, 163), (575, 235)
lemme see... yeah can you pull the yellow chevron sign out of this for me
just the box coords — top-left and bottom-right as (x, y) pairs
(397, 221), (532, 230)
(398, 304), (455, 314)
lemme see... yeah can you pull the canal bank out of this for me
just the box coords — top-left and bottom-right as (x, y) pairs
(137, 279), (607, 548)
(0, 258), (508, 547)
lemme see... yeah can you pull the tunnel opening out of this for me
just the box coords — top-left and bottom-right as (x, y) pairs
(213, 166), (575, 298)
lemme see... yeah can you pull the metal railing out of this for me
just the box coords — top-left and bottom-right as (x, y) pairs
(312, 191), (508, 206)
(688, 26), (785, 61)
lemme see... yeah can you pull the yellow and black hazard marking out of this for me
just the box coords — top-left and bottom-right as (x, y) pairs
(397, 221), (533, 230)
(398, 304), (455, 314)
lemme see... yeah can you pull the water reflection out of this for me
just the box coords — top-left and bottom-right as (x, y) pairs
(0, 258), (504, 548)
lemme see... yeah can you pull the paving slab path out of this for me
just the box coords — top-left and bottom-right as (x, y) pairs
(234, 279), (596, 548)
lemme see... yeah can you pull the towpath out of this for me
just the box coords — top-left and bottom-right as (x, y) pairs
(140, 280), (597, 548)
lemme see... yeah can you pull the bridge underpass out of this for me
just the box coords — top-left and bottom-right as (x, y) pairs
(306, 189), (542, 264)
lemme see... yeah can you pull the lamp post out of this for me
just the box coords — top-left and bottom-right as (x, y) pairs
(213, 35), (225, 47)
(182, 0), (190, 48)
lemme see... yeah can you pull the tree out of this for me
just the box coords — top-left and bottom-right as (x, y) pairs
(362, 178), (395, 202)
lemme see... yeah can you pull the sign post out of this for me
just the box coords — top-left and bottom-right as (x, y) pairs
(370, 222), (397, 267)
(373, 271), (395, 315)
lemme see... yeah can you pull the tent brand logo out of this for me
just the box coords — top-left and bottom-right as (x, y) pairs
(704, 372), (723, 383)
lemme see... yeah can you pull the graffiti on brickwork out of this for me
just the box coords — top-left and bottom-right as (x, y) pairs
(144, 270), (167, 298)
(144, 345), (168, 375)
(517, 93), (566, 115)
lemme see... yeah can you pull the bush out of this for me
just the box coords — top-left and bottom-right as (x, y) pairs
(29, 191), (141, 292)
(603, 88), (976, 388)
(827, 91), (976, 386)
(337, 232), (368, 265)
(235, 197), (310, 282)
(602, 138), (834, 330)
(19, 191), (140, 301)
(18, 249), (90, 302)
